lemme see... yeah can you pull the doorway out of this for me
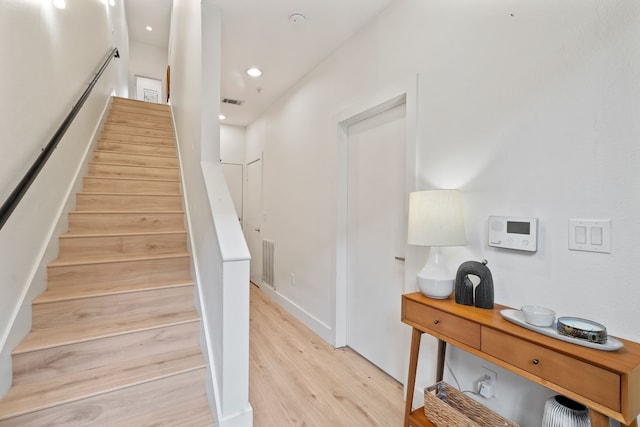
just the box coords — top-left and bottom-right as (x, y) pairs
(346, 102), (407, 382)
(135, 75), (163, 104)
(221, 162), (243, 225)
(246, 158), (262, 285)
(334, 76), (418, 383)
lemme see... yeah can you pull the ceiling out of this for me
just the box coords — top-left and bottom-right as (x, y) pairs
(125, 0), (396, 126)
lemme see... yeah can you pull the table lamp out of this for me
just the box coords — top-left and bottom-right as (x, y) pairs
(408, 189), (467, 299)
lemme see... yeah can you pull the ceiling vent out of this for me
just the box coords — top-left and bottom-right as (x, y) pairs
(222, 97), (244, 106)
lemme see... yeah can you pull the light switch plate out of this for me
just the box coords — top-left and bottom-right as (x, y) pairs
(569, 219), (611, 253)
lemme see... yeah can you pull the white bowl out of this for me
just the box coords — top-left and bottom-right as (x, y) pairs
(521, 305), (556, 327)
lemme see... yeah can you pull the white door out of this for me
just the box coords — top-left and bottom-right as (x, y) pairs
(135, 76), (163, 104)
(346, 103), (406, 383)
(246, 158), (262, 285)
(221, 163), (243, 224)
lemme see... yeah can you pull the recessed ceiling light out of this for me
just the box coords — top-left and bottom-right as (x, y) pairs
(146, 26), (153, 31)
(246, 67), (262, 78)
(53, 0), (66, 9)
(219, 114), (226, 120)
(289, 12), (306, 25)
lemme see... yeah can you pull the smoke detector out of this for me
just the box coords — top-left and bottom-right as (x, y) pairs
(289, 12), (306, 25)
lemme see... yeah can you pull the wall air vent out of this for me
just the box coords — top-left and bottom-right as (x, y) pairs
(221, 97), (244, 106)
(262, 239), (274, 288)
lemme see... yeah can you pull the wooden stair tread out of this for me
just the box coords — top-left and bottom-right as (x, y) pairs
(101, 130), (174, 139)
(76, 191), (181, 197)
(69, 209), (184, 214)
(98, 134), (176, 146)
(49, 250), (190, 267)
(34, 279), (195, 304)
(13, 308), (199, 354)
(89, 161), (178, 171)
(83, 175), (180, 183)
(0, 368), (210, 427)
(0, 347), (204, 421)
(60, 230), (187, 239)
(105, 123), (174, 134)
(94, 150), (176, 160)
(99, 139), (176, 149)
(106, 118), (174, 129)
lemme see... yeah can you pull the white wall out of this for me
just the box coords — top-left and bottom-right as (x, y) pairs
(221, 124), (246, 164)
(245, 0), (640, 425)
(129, 41), (168, 102)
(0, 0), (128, 396)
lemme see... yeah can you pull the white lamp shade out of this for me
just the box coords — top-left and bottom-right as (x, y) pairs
(408, 190), (466, 247)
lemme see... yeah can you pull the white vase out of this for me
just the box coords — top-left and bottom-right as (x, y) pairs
(542, 395), (591, 427)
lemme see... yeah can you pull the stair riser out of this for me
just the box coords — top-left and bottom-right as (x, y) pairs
(76, 194), (183, 211)
(109, 106), (172, 122)
(68, 212), (185, 234)
(89, 163), (179, 180)
(1, 368), (211, 426)
(112, 98), (170, 112)
(103, 123), (175, 139)
(109, 104), (171, 118)
(32, 286), (195, 330)
(82, 177), (180, 194)
(97, 141), (176, 157)
(107, 116), (173, 130)
(100, 131), (175, 146)
(93, 151), (177, 168)
(13, 320), (200, 385)
(47, 256), (191, 288)
(59, 232), (187, 258)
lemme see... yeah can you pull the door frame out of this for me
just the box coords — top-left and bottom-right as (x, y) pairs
(135, 75), (164, 104)
(220, 162), (244, 225)
(245, 156), (262, 286)
(333, 75), (419, 348)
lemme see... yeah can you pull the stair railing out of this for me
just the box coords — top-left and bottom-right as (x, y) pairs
(0, 47), (120, 230)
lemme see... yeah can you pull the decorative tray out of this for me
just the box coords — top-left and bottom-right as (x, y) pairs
(500, 309), (624, 351)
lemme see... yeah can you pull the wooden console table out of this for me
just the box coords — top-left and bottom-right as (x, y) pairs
(401, 292), (640, 427)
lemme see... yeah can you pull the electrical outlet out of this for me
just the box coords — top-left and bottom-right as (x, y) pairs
(482, 366), (497, 387)
(475, 366), (497, 398)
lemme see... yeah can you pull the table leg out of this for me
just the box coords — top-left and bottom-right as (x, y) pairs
(404, 328), (423, 427)
(589, 410), (609, 427)
(436, 339), (446, 382)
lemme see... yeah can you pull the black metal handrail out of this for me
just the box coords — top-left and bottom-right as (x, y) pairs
(0, 47), (120, 230)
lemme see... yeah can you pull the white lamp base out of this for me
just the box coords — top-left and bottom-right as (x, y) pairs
(417, 247), (454, 299)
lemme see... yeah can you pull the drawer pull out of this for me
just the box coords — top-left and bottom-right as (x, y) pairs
(533, 359), (539, 365)
(434, 320), (440, 325)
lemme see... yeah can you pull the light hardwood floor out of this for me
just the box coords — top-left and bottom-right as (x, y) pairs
(250, 284), (404, 426)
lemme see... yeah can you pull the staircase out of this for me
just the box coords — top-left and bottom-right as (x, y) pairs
(0, 97), (214, 426)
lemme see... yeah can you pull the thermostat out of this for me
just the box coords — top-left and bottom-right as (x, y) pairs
(488, 216), (538, 252)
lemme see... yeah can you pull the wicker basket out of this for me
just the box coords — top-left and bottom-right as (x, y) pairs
(424, 382), (518, 427)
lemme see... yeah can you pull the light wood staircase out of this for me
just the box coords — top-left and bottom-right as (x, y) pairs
(0, 97), (214, 426)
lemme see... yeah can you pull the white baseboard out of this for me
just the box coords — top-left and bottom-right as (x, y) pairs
(258, 285), (332, 344)
(218, 407), (254, 427)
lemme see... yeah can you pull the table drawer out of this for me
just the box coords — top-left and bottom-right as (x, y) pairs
(482, 327), (620, 411)
(403, 299), (480, 349)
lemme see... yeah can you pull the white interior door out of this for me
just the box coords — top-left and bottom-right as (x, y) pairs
(221, 163), (243, 224)
(135, 76), (163, 103)
(346, 102), (406, 383)
(246, 158), (262, 285)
